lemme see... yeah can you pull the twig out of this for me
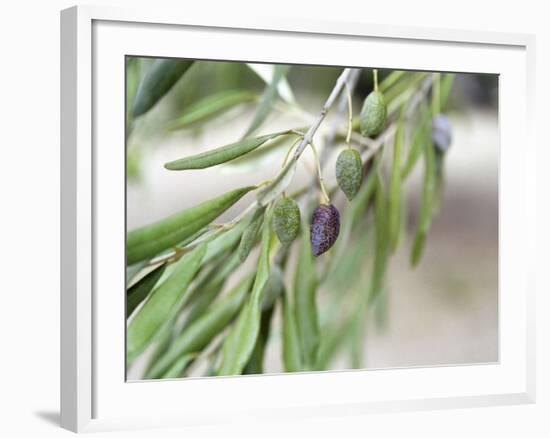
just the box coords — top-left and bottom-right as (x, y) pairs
(291, 68), (355, 161)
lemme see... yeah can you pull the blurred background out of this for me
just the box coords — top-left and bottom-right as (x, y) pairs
(126, 59), (498, 377)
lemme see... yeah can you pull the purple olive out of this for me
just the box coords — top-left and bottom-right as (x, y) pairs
(310, 204), (340, 257)
(432, 114), (452, 153)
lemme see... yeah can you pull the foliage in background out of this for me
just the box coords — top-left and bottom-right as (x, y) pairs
(125, 57), (456, 379)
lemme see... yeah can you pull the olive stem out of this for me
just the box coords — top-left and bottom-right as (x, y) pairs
(281, 135), (303, 168)
(290, 68), (355, 161)
(308, 141), (331, 204)
(344, 83), (353, 148)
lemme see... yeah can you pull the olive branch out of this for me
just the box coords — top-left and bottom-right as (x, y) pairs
(125, 58), (454, 378)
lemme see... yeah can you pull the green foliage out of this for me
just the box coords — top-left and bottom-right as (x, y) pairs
(164, 132), (283, 170)
(166, 90), (257, 131)
(237, 206), (266, 262)
(132, 59), (194, 117)
(126, 264), (166, 317)
(217, 217), (276, 375)
(293, 225), (319, 369)
(126, 185), (255, 264)
(244, 65), (291, 137)
(127, 243), (206, 361)
(126, 59), (456, 378)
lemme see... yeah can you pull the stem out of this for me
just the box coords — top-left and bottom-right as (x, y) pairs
(345, 83), (353, 147)
(308, 142), (331, 204)
(291, 68), (355, 161)
(373, 69), (379, 92)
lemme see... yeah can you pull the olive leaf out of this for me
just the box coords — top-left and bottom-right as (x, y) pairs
(183, 255), (240, 329)
(389, 108), (405, 252)
(146, 275), (254, 379)
(243, 306), (275, 375)
(142, 255), (236, 378)
(160, 353), (197, 379)
(126, 260), (149, 286)
(164, 132), (284, 170)
(165, 90), (257, 131)
(368, 172), (389, 305)
(126, 185), (255, 265)
(281, 291), (303, 372)
(440, 73), (455, 111)
(217, 215), (276, 376)
(243, 65), (291, 137)
(126, 57), (140, 126)
(132, 59), (194, 118)
(294, 224), (319, 369)
(237, 206), (266, 262)
(126, 264), (166, 317)
(246, 63), (296, 104)
(127, 243), (206, 361)
(411, 140), (437, 266)
(401, 104), (431, 179)
(223, 134), (294, 173)
(378, 70), (406, 93)
(202, 219), (248, 265)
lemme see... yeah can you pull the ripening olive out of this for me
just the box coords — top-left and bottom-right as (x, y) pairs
(336, 148), (363, 201)
(272, 197), (301, 245)
(310, 204), (340, 257)
(360, 90), (387, 137)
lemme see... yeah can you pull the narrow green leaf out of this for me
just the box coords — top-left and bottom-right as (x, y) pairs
(183, 254), (240, 328)
(389, 109), (404, 252)
(401, 105), (431, 179)
(126, 260), (149, 285)
(237, 206), (266, 262)
(350, 287), (368, 369)
(127, 243), (206, 361)
(243, 65), (291, 137)
(126, 264), (166, 317)
(132, 59), (194, 118)
(349, 164), (377, 228)
(126, 57), (140, 126)
(261, 265), (285, 311)
(378, 70), (407, 93)
(166, 90), (257, 131)
(126, 185), (255, 265)
(164, 133), (283, 170)
(202, 219), (248, 264)
(369, 173), (389, 304)
(243, 306), (275, 375)
(217, 217), (275, 376)
(160, 353), (197, 379)
(145, 275), (253, 379)
(440, 73), (455, 111)
(246, 63), (296, 104)
(225, 134), (294, 172)
(411, 141), (437, 266)
(294, 225), (319, 369)
(315, 319), (349, 371)
(282, 292), (302, 372)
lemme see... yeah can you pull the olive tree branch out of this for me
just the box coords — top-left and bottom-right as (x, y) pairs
(144, 73), (433, 270)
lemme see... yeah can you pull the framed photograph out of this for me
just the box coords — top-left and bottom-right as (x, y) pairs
(60, 5), (536, 433)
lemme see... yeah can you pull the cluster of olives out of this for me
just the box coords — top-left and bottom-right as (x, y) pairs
(271, 87), (388, 257)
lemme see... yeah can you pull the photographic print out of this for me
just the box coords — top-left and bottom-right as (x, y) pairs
(125, 58), (498, 380)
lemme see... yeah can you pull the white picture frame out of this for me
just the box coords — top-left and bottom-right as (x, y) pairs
(60, 4), (536, 433)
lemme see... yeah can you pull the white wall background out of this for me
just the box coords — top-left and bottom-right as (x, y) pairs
(0, 0), (547, 437)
